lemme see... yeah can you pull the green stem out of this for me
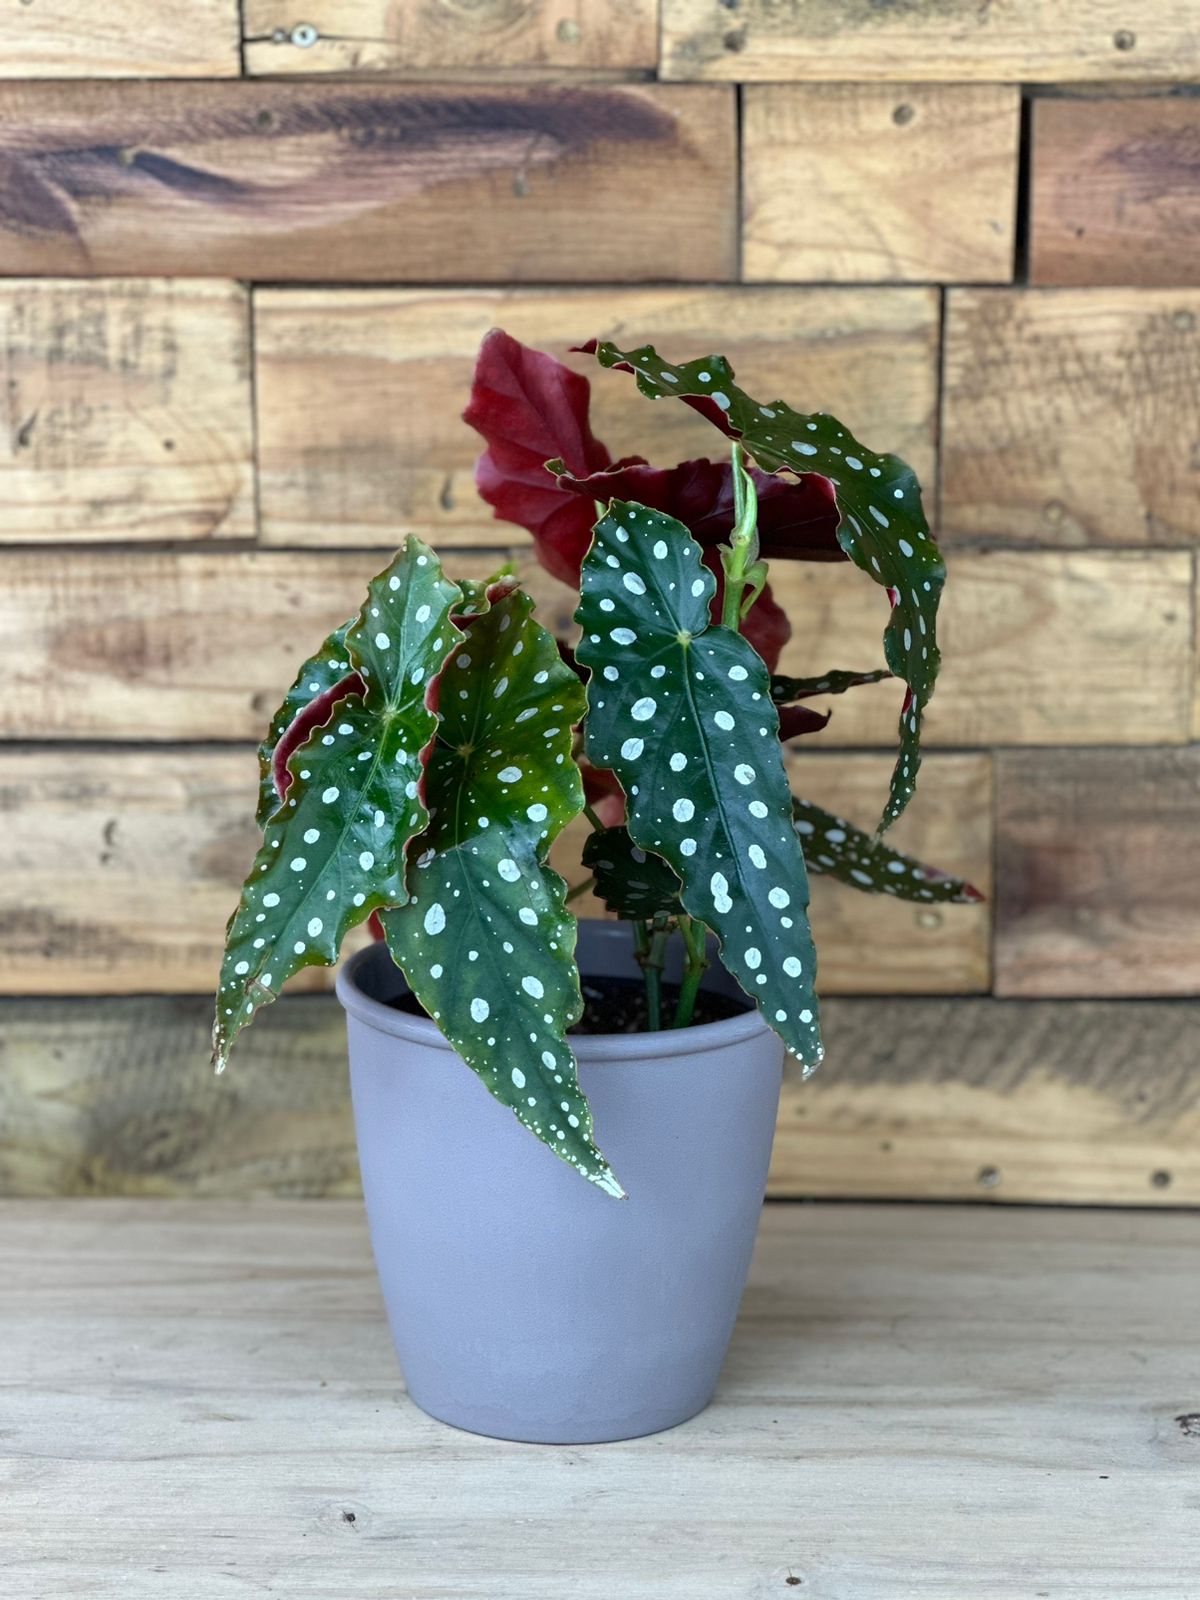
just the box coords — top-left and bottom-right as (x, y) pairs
(633, 916), (671, 1031)
(721, 441), (759, 633)
(582, 802), (605, 833)
(672, 915), (710, 1029)
(566, 875), (595, 904)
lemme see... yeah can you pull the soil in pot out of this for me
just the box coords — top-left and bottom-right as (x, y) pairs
(385, 972), (748, 1035)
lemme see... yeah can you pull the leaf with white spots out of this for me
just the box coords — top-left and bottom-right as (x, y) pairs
(583, 826), (684, 921)
(581, 339), (945, 832)
(213, 538), (462, 1073)
(380, 590), (621, 1197)
(771, 667), (892, 705)
(255, 621), (356, 829)
(576, 500), (822, 1071)
(793, 798), (984, 904)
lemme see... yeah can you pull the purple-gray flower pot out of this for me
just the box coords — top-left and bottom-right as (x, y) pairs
(336, 923), (784, 1444)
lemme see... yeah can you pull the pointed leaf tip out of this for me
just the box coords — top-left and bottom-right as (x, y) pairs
(213, 538), (462, 1073)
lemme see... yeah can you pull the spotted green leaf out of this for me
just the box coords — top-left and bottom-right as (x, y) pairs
(576, 500), (822, 1071)
(586, 339), (945, 832)
(380, 590), (622, 1198)
(794, 798), (984, 905)
(255, 621), (353, 828)
(770, 667), (891, 705)
(583, 825), (684, 921)
(213, 538), (461, 1072)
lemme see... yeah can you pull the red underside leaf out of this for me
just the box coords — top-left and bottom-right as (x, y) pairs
(464, 328), (613, 586)
(552, 456), (843, 562)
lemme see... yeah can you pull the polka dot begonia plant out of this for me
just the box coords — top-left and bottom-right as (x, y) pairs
(212, 331), (981, 1195)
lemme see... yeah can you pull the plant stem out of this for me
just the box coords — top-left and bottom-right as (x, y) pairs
(721, 441), (760, 632)
(673, 915), (710, 1029)
(633, 916), (671, 1031)
(566, 875), (595, 904)
(582, 802), (605, 833)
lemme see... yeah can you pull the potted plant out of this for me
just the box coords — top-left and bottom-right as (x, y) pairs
(213, 331), (980, 1443)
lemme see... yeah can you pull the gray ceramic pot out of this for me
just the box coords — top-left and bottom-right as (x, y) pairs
(336, 923), (784, 1444)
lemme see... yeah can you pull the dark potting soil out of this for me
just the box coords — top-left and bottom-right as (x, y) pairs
(385, 973), (747, 1035)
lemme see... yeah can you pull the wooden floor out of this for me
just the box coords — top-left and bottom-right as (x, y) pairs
(2, 1200), (1197, 1598)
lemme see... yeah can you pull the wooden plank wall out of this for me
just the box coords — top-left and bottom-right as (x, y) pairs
(1, 2), (1198, 1206)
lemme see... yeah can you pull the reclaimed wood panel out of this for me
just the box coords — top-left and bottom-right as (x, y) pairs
(0, 0), (239, 78)
(785, 753), (990, 995)
(661, 0), (1200, 82)
(743, 85), (1019, 284)
(5, 1203), (1199, 1597)
(254, 285), (939, 546)
(3, 547), (1190, 746)
(942, 288), (1200, 546)
(995, 748), (1200, 999)
(0, 82), (735, 283)
(0, 547), (516, 742)
(0, 747), (373, 999)
(0, 279), (253, 545)
(8, 994), (1198, 1204)
(1031, 97), (1200, 286)
(0, 748), (983, 997)
(243, 0), (658, 76)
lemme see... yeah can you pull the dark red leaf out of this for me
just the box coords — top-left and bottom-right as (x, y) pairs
(553, 456), (843, 562)
(777, 705), (832, 740)
(464, 329), (612, 586)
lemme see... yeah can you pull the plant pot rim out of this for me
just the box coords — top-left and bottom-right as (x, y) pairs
(337, 936), (774, 1064)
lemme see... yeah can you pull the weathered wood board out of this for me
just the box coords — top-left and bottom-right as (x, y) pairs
(941, 288), (1200, 546)
(1031, 96), (1200, 286)
(3, 547), (1191, 747)
(0, 748), (986, 996)
(742, 85), (1019, 283)
(0, 0), (239, 78)
(661, 0), (1200, 83)
(0, 747), (373, 999)
(5, 1201), (1200, 1597)
(253, 285), (939, 546)
(0, 547), (519, 742)
(0, 279), (253, 544)
(243, 0), (659, 77)
(995, 748), (1200, 999)
(5, 995), (1199, 1201)
(0, 82), (736, 282)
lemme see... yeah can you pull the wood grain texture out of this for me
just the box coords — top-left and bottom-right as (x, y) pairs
(243, 0), (658, 76)
(942, 288), (1200, 546)
(0, 547), (516, 742)
(0, 747), (373, 998)
(1031, 96), (1200, 286)
(0, 81), (735, 283)
(995, 748), (1200, 999)
(5, 547), (1189, 746)
(0, 0), (239, 78)
(661, 0), (1200, 82)
(4, 1200), (1200, 1600)
(8, 995), (1199, 1204)
(784, 753), (991, 995)
(743, 85), (1019, 284)
(253, 285), (939, 546)
(0, 279), (253, 544)
(0, 747), (983, 996)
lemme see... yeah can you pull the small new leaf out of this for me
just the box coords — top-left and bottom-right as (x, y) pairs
(583, 339), (944, 832)
(583, 826), (684, 921)
(794, 798), (984, 904)
(213, 538), (461, 1072)
(576, 500), (822, 1070)
(381, 590), (622, 1198)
